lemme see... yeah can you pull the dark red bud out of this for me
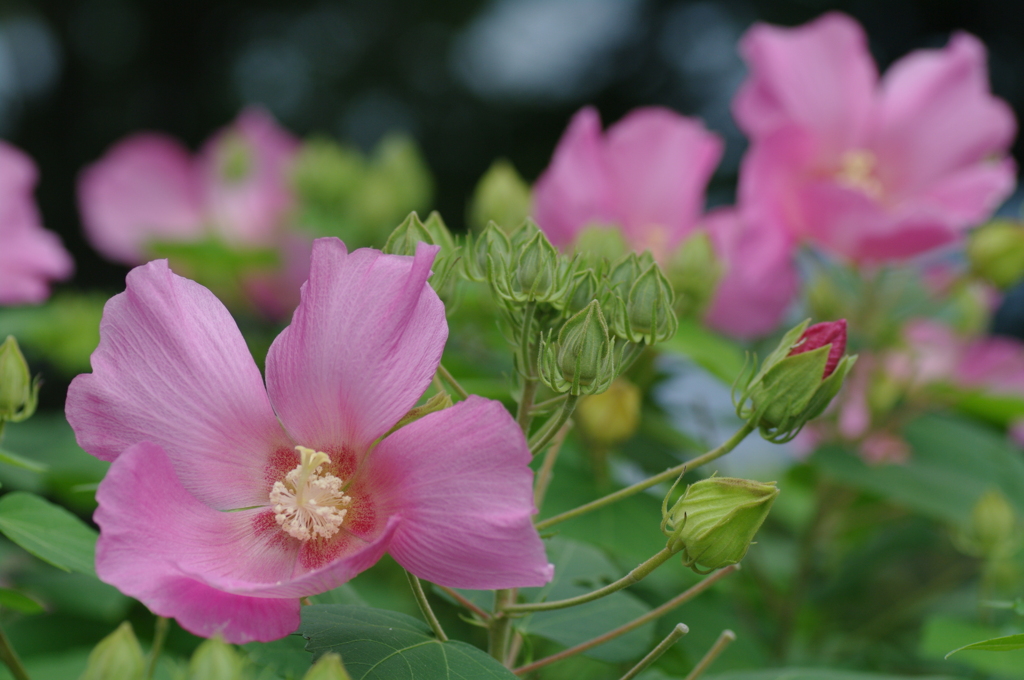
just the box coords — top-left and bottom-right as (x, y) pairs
(787, 319), (847, 378)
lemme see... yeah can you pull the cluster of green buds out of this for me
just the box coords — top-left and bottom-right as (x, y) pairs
(661, 476), (779, 573)
(0, 336), (38, 425)
(383, 211), (461, 304)
(735, 319), (856, 443)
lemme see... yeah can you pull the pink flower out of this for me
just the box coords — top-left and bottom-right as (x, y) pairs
(65, 239), (553, 643)
(701, 207), (799, 339)
(0, 142), (73, 305)
(533, 106), (723, 260)
(78, 108), (299, 265)
(734, 12), (1016, 263)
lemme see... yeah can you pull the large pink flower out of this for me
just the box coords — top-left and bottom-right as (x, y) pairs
(0, 142), (73, 305)
(701, 207), (799, 339)
(78, 107), (300, 265)
(734, 12), (1017, 263)
(65, 239), (552, 643)
(533, 106), (723, 260)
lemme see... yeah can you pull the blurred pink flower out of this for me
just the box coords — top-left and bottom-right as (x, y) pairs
(78, 108), (300, 265)
(66, 239), (552, 643)
(533, 106), (723, 261)
(701, 207), (799, 339)
(734, 12), (1016, 263)
(0, 142), (73, 305)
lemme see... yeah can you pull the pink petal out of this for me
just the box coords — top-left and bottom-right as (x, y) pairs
(66, 259), (289, 509)
(77, 134), (204, 265)
(365, 396), (553, 589)
(533, 107), (617, 248)
(95, 442), (302, 643)
(916, 158), (1016, 225)
(703, 208), (799, 339)
(604, 107), (722, 255)
(241, 233), (314, 321)
(875, 33), (1017, 199)
(266, 239), (447, 454)
(199, 108), (299, 246)
(734, 12), (877, 156)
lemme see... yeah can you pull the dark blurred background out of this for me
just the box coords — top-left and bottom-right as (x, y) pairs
(6, 0), (1024, 293)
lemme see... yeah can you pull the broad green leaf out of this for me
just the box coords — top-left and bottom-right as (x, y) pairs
(518, 537), (654, 663)
(0, 587), (44, 614)
(243, 635), (312, 680)
(662, 318), (745, 385)
(0, 492), (97, 575)
(15, 570), (130, 622)
(300, 604), (518, 679)
(0, 449), (47, 473)
(946, 633), (1024, 656)
(921, 615), (1024, 677)
(814, 414), (1024, 524)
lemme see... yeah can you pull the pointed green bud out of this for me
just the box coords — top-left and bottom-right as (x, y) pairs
(953, 488), (1023, 560)
(78, 621), (146, 680)
(291, 137), (364, 213)
(383, 212), (460, 301)
(466, 221), (513, 283)
(620, 263), (678, 344)
(540, 301), (617, 395)
(467, 159), (532, 233)
(516, 232), (558, 297)
(187, 636), (247, 680)
(573, 225), (628, 265)
(383, 212), (436, 256)
(564, 270), (599, 317)
(662, 477), (779, 573)
(608, 253), (643, 298)
(509, 219), (542, 249)
(737, 320), (856, 443)
(968, 219), (1024, 289)
(304, 653), (353, 680)
(0, 336), (38, 424)
(668, 230), (721, 318)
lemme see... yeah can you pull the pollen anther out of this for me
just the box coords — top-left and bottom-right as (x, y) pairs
(270, 446), (352, 541)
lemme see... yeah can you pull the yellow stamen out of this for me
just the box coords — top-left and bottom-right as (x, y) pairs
(270, 446), (352, 541)
(836, 149), (883, 199)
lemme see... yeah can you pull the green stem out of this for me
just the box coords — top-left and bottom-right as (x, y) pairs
(620, 624), (689, 680)
(533, 422), (572, 510)
(516, 302), (538, 431)
(406, 572), (447, 641)
(536, 422), (754, 531)
(684, 630), (736, 680)
(502, 547), (676, 614)
(146, 616), (169, 680)
(530, 394), (569, 414)
(513, 565), (737, 675)
(528, 394), (578, 456)
(436, 363), (469, 401)
(436, 585), (489, 620)
(488, 589), (515, 663)
(619, 341), (647, 373)
(0, 621), (29, 680)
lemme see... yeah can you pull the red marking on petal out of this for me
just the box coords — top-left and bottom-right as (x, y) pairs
(298, 531), (353, 571)
(264, 446), (299, 489)
(251, 509), (296, 550)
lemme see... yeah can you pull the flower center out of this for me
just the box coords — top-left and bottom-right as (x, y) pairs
(835, 149), (883, 199)
(270, 446), (352, 541)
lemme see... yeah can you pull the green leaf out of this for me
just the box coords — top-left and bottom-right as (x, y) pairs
(0, 492), (97, 575)
(300, 604), (518, 679)
(0, 587), (44, 614)
(701, 672), (959, 680)
(946, 633), (1024, 656)
(921, 615), (1024, 677)
(661, 318), (745, 384)
(0, 449), (47, 473)
(518, 537), (654, 663)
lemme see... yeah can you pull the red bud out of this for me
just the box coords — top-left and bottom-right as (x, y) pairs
(787, 319), (847, 378)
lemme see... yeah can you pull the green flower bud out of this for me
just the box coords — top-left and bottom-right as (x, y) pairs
(304, 653), (353, 680)
(662, 477), (779, 573)
(383, 212), (434, 256)
(467, 159), (532, 233)
(968, 219), (1024, 289)
(187, 636), (247, 680)
(509, 219), (541, 249)
(291, 137), (364, 213)
(953, 488), (1023, 560)
(0, 336), (38, 423)
(466, 221), (513, 284)
(540, 301), (617, 395)
(619, 263), (678, 344)
(668, 230), (721, 318)
(383, 212), (460, 301)
(79, 621), (145, 680)
(563, 270), (599, 317)
(573, 225), (628, 265)
(516, 232), (558, 297)
(492, 222), (576, 305)
(737, 320), (856, 443)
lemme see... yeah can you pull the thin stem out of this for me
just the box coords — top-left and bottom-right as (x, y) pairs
(619, 623), (689, 680)
(536, 422), (754, 531)
(528, 394), (578, 456)
(489, 589), (516, 663)
(529, 394), (569, 414)
(436, 585), (490, 620)
(0, 622), (29, 680)
(146, 616), (169, 680)
(684, 630), (736, 680)
(406, 572), (448, 642)
(502, 547), (676, 614)
(505, 631), (524, 668)
(513, 565), (738, 675)
(534, 422), (572, 510)
(619, 342), (647, 374)
(516, 302), (539, 431)
(436, 363), (469, 400)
